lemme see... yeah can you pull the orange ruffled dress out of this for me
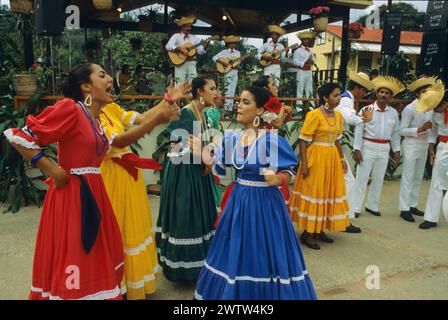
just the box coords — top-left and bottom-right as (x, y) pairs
(289, 109), (350, 233)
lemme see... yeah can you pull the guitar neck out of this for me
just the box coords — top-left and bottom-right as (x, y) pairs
(191, 38), (211, 50)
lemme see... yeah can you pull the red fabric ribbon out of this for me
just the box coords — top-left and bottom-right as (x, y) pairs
(263, 96), (283, 113)
(444, 111), (448, 125)
(112, 153), (161, 181)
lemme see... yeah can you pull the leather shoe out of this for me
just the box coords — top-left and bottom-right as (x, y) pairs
(301, 233), (320, 250)
(419, 220), (437, 230)
(314, 232), (334, 243)
(345, 224), (362, 233)
(410, 207), (424, 216)
(366, 207), (381, 216)
(355, 212), (360, 218)
(400, 211), (415, 222)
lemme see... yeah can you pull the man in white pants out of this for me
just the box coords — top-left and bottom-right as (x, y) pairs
(293, 31), (317, 111)
(165, 15), (209, 83)
(258, 24), (287, 87)
(398, 77), (437, 223)
(213, 35), (241, 114)
(350, 76), (405, 217)
(417, 82), (448, 229)
(336, 71), (374, 232)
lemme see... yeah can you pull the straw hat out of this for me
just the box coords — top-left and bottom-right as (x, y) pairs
(174, 15), (197, 27)
(267, 24), (287, 36)
(297, 31), (317, 40)
(224, 35), (241, 43)
(407, 76), (438, 93)
(416, 80), (446, 112)
(349, 70), (374, 91)
(372, 76), (406, 97)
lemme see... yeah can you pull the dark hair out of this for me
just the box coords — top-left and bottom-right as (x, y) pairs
(347, 80), (367, 91)
(252, 75), (271, 91)
(61, 63), (94, 102)
(317, 82), (342, 106)
(191, 76), (213, 99)
(246, 85), (271, 109)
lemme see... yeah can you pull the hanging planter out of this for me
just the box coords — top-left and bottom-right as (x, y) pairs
(309, 6), (330, 32)
(349, 22), (364, 39)
(12, 73), (38, 96)
(10, 0), (33, 15)
(92, 0), (113, 10)
(129, 37), (143, 51)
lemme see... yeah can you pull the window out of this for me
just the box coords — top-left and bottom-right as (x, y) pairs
(316, 32), (326, 46)
(357, 51), (373, 72)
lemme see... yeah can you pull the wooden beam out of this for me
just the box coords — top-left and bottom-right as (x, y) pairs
(339, 7), (350, 87)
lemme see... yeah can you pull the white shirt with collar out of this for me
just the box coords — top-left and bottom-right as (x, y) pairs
(400, 99), (433, 141)
(165, 33), (206, 55)
(212, 48), (241, 63)
(429, 112), (448, 144)
(335, 90), (364, 130)
(354, 102), (401, 152)
(292, 45), (315, 69)
(257, 41), (285, 60)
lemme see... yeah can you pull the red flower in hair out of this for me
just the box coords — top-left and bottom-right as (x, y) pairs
(263, 96), (283, 113)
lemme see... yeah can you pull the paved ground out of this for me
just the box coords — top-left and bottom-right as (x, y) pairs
(1, 180), (447, 300)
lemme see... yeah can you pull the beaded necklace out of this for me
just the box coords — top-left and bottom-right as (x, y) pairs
(231, 130), (265, 170)
(78, 101), (109, 156)
(320, 106), (338, 142)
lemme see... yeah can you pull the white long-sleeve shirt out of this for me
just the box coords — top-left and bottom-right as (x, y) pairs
(429, 112), (448, 144)
(292, 45), (315, 69)
(165, 33), (206, 55)
(354, 102), (401, 152)
(335, 90), (364, 130)
(212, 48), (241, 63)
(400, 99), (433, 141)
(257, 41), (285, 61)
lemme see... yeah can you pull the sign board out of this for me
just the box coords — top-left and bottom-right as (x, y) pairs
(424, 10), (448, 30)
(426, 1), (448, 14)
(381, 10), (402, 55)
(418, 30), (448, 78)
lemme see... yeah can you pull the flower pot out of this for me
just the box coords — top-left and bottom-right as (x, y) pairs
(92, 0), (113, 10)
(12, 73), (38, 96)
(349, 30), (362, 39)
(313, 16), (328, 32)
(10, 0), (33, 14)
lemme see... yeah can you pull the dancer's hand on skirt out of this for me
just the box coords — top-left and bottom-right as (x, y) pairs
(52, 166), (69, 189)
(262, 168), (281, 186)
(353, 150), (363, 165)
(300, 164), (309, 179)
(342, 160), (348, 173)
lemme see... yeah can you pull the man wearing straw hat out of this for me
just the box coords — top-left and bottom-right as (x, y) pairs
(212, 35), (241, 115)
(258, 24), (287, 86)
(165, 15), (209, 83)
(349, 76), (405, 218)
(336, 70), (374, 232)
(415, 81), (448, 229)
(398, 76), (437, 223)
(293, 31), (317, 110)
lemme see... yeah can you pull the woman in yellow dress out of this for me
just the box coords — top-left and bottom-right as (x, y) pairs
(119, 64), (137, 95)
(100, 81), (190, 299)
(289, 82), (350, 250)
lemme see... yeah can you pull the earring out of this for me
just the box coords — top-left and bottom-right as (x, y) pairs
(84, 94), (92, 107)
(199, 96), (205, 105)
(253, 115), (260, 127)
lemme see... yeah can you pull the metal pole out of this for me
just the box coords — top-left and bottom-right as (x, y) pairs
(50, 36), (55, 96)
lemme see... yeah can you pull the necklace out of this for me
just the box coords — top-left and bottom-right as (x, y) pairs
(320, 107), (338, 143)
(191, 101), (211, 145)
(231, 130), (265, 170)
(78, 101), (109, 156)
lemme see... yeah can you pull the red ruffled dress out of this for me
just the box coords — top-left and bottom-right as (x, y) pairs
(3, 99), (124, 300)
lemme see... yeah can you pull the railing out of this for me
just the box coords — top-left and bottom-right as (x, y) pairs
(314, 69), (340, 83)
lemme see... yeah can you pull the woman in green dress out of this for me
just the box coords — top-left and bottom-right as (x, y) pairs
(156, 76), (219, 281)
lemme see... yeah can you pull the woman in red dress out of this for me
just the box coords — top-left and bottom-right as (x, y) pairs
(4, 64), (128, 300)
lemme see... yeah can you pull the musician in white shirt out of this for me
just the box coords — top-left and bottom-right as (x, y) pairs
(258, 25), (287, 86)
(165, 15), (209, 83)
(212, 35), (241, 113)
(349, 76), (405, 217)
(398, 77), (437, 223)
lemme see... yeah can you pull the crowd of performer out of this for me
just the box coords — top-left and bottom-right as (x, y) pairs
(3, 14), (448, 300)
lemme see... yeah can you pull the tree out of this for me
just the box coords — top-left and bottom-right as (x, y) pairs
(357, 2), (425, 32)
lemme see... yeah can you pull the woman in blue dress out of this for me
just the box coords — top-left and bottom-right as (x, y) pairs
(194, 86), (317, 300)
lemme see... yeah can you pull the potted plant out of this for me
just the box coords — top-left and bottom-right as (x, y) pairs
(9, 0), (33, 15)
(92, 0), (113, 10)
(349, 22), (364, 39)
(129, 37), (143, 51)
(309, 6), (330, 32)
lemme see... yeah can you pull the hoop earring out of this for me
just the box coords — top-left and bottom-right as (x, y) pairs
(84, 94), (92, 107)
(253, 116), (260, 127)
(199, 96), (205, 105)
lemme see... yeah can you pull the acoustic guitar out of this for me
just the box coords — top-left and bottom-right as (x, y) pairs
(216, 50), (258, 74)
(259, 43), (299, 67)
(168, 35), (220, 66)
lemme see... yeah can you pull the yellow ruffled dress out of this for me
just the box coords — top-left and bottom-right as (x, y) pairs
(289, 109), (350, 233)
(100, 103), (159, 299)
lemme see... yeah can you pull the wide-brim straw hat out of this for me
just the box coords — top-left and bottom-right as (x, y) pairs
(267, 24), (287, 36)
(174, 15), (197, 27)
(297, 31), (317, 40)
(224, 35), (241, 43)
(372, 76), (406, 97)
(416, 80), (446, 112)
(349, 70), (374, 91)
(407, 76), (438, 93)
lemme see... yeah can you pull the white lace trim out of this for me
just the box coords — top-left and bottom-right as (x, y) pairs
(3, 129), (40, 149)
(299, 134), (312, 142)
(194, 290), (204, 300)
(203, 261), (309, 285)
(124, 235), (154, 256)
(237, 178), (269, 187)
(157, 250), (205, 269)
(289, 209), (348, 221)
(155, 228), (215, 245)
(291, 191), (346, 204)
(313, 142), (335, 146)
(115, 262), (125, 271)
(31, 285), (121, 300)
(124, 265), (160, 289)
(109, 133), (118, 145)
(70, 167), (101, 175)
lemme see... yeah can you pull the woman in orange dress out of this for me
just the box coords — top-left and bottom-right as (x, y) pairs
(289, 82), (350, 250)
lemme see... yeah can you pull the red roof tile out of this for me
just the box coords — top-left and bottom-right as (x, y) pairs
(326, 25), (422, 46)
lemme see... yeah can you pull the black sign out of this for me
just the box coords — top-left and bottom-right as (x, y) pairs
(418, 30), (448, 78)
(427, 1), (448, 14)
(381, 10), (402, 55)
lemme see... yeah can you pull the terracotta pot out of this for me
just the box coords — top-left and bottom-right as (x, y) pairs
(10, 0), (33, 14)
(313, 16), (328, 32)
(349, 30), (362, 39)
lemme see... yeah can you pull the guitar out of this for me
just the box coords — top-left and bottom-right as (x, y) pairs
(168, 35), (220, 66)
(216, 50), (258, 74)
(259, 43), (299, 67)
